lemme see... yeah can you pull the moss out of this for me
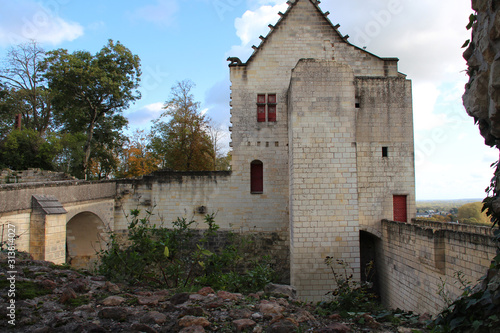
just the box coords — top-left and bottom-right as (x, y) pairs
(0, 280), (52, 300)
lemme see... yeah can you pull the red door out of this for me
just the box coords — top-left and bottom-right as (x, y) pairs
(393, 195), (407, 222)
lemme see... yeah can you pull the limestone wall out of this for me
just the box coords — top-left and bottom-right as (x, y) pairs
(355, 77), (416, 231)
(0, 181), (116, 213)
(378, 219), (496, 315)
(288, 59), (361, 301)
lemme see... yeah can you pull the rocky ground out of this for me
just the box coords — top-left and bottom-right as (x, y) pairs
(0, 253), (430, 332)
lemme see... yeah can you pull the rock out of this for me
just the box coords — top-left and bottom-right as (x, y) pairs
(137, 296), (160, 306)
(101, 295), (126, 306)
(217, 290), (240, 301)
(264, 283), (297, 299)
(131, 323), (159, 333)
(233, 318), (257, 331)
(258, 300), (284, 318)
(189, 293), (205, 302)
(266, 319), (298, 332)
(358, 313), (380, 329)
(105, 281), (121, 293)
(252, 312), (264, 320)
(291, 310), (316, 323)
(98, 307), (130, 321)
(140, 310), (168, 325)
(181, 307), (208, 318)
(68, 278), (89, 292)
(179, 325), (206, 333)
(229, 308), (253, 319)
(317, 323), (352, 333)
(40, 279), (57, 290)
(178, 315), (211, 328)
(59, 287), (77, 304)
(198, 287), (215, 296)
(171, 292), (191, 305)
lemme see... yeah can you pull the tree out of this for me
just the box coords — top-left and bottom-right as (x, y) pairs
(0, 128), (60, 170)
(151, 80), (214, 171)
(206, 119), (229, 171)
(44, 40), (141, 179)
(457, 202), (490, 225)
(0, 41), (53, 135)
(117, 129), (159, 178)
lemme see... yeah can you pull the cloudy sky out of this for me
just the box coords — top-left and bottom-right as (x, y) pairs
(0, 0), (495, 200)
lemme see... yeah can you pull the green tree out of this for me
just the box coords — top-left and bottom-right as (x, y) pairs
(0, 128), (60, 170)
(457, 202), (490, 225)
(0, 41), (53, 135)
(44, 40), (141, 179)
(151, 80), (214, 171)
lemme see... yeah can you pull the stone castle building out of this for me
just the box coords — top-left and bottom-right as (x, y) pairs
(226, 0), (415, 300)
(0, 0), (417, 303)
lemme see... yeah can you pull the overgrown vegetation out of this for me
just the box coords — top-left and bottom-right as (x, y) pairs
(96, 209), (275, 293)
(317, 257), (381, 315)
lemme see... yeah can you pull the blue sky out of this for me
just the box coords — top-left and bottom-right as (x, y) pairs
(0, 0), (496, 201)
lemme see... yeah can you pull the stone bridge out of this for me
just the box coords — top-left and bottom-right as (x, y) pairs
(0, 180), (116, 268)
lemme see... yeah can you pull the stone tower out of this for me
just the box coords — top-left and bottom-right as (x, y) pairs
(228, 0), (415, 300)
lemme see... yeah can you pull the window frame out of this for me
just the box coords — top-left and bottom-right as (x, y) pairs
(256, 93), (277, 123)
(250, 160), (264, 194)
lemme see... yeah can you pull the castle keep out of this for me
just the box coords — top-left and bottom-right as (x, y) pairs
(227, 0), (415, 300)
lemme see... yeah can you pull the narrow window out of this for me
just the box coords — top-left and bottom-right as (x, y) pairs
(382, 146), (388, 157)
(355, 96), (360, 109)
(257, 94), (266, 122)
(268, 94), (277, 122)
(393, 195), (407, 222)
(251, 160), (263, 193)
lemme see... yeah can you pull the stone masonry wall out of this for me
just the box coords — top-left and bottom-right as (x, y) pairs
(355, 77), (415, 230)
(378, 219), (496, 315)
(0, 168), (75, 184)
(288, 59), (360, 301)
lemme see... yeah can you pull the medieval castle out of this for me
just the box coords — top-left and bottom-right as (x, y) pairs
(3, 0), (496, 315)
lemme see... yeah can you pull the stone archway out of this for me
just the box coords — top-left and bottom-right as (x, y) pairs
(66, 212), (106, 269)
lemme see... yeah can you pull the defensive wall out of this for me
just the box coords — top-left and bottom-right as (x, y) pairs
(0, 176), (498, 315)
(378, 219), (497, 314)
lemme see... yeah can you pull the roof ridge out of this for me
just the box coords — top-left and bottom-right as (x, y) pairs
(229, 0), (346, 67)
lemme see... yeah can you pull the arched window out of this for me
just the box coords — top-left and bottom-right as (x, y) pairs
(251, 160), (263, 193)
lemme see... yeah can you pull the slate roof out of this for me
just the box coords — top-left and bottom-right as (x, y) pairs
(32, 194), (67, 215)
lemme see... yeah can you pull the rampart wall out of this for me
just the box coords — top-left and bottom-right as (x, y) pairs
(378, 219), (497, 315)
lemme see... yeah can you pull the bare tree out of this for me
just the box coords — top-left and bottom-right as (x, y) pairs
(0, 41), (52, 135)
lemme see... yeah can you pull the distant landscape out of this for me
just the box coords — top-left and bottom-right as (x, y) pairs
(416, 199), (491, 226)
(416, 199), (483, 212)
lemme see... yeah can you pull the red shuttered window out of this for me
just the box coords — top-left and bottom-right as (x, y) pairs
(256, 94), (277, 123)
(393, 195), (407, 222)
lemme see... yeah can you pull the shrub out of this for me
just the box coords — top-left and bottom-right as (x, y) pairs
(96, 209), (276, 293)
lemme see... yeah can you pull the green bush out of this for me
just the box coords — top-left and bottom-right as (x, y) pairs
(96, 209), (276, 293)
(317, 257), (380, 314)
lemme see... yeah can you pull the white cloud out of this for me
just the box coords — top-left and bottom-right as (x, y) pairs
(130, 0), (179, 27)
(126, 102), (165, 126)
(0, 0), (83, 46)
(227, 2), (288, 60)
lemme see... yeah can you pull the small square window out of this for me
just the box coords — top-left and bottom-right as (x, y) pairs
(382, 147), (388, 157)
